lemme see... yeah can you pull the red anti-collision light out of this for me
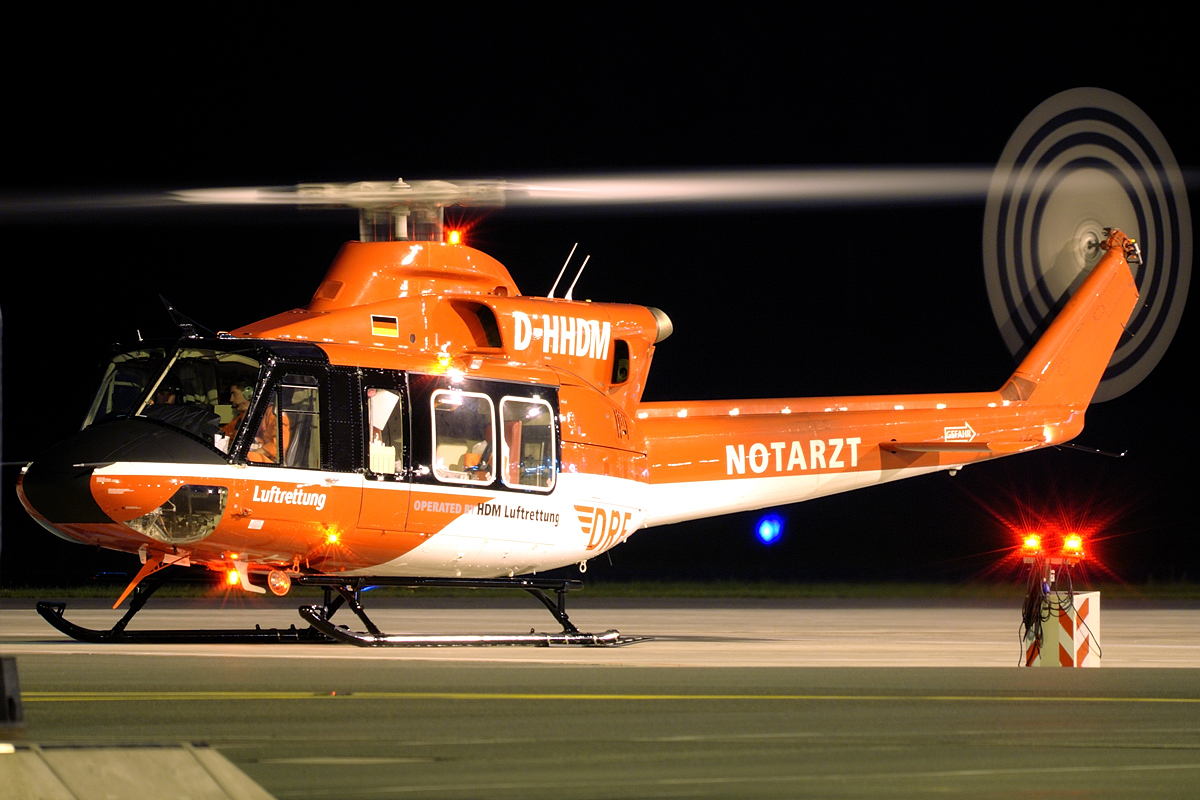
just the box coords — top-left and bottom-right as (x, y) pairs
(1062, 533), (1085, 557)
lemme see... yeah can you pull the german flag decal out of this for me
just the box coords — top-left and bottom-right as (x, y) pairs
(371, 315), (400, 338)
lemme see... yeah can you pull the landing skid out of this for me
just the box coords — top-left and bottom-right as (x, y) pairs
(36, 572), (644, 647)
(36, 600), (328, 644)
(295, 576), (643, 647)
(36, 567), (328, 644)
(300, 607), (624, 647)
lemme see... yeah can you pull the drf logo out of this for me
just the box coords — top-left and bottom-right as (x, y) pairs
(575, 504), (633, 551)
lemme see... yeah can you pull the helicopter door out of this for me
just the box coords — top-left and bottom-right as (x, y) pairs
(357, 370), (410, 532)
(241, 370), (324, 468)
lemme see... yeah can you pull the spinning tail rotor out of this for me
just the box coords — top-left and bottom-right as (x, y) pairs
(984, 88), (1191, 402)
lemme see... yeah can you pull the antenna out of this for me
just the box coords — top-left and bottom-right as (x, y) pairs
(548, 243), (578, 298)
(159, 295), (215, 338)
(564, 255), (591, 301)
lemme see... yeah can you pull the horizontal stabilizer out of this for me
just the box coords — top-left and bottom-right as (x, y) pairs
(881, 441), (1035, 454)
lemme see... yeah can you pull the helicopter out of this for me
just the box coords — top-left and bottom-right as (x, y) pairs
(11, 90), (1189, 646)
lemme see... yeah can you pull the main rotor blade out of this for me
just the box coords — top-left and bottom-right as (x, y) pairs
(501, 167), (997, 208)
(0, 167), (998, 219)
(6, 166), (1197, 220)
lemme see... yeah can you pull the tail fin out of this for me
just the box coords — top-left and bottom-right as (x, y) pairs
(1000, 229), (1140, 408)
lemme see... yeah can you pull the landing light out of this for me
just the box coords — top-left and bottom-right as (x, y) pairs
(268, 570), (292, 596)
(447, 229), (463, 245)
(326, 531), (341, 546)
(225, 569), (240, 586)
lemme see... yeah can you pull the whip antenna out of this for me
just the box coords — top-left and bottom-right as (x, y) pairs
(564, 255), (591, 301)
(548, 242), (578, 298)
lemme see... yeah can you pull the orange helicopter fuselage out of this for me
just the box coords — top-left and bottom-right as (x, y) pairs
(17, 231), (1140, 589)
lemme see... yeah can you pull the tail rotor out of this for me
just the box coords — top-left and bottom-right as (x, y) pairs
(983, 87), (1192, 402)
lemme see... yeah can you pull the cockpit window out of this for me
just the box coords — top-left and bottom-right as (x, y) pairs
(91, 347), (264, 451)
(246, 374), (322, 468)
(83, 348), (167, 429)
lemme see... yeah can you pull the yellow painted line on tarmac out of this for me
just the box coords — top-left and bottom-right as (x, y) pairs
(20, 691), (1200, 704)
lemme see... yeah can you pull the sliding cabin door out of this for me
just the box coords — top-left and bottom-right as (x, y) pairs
(357, 369), (411, 533)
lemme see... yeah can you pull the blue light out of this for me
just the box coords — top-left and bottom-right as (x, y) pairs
(756, 514), (783, 545)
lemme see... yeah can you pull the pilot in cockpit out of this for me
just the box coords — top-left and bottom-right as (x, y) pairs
(222, 382), (253, 437)
(152, 383), (180, 405)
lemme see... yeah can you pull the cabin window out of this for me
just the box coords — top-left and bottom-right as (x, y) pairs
(366, 386), (405, 476)
(431, 389), (494, 484)
(499, 396), (556, 491)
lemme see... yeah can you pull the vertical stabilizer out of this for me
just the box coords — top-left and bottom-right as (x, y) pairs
(1003, 230), (1141, 409)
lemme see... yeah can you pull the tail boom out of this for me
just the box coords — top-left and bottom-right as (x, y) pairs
(637, 230), (1140, 527)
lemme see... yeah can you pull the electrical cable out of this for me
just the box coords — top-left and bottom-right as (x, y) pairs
(1017, 558), (1101, 665)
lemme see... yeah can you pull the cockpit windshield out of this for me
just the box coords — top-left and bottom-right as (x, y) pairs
(84, 345), (263, 453)
(83, 348), (168, 428)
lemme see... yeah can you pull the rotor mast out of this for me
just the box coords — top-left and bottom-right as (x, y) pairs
(296, 179), (507, 243)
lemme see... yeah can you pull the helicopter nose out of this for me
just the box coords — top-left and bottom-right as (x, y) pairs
(19, 417), (227, 525)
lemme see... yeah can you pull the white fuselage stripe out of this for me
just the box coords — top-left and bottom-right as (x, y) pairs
(642, 466), (949, 527)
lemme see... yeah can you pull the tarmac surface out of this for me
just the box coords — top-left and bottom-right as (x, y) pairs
(2, 596), (1199, 798)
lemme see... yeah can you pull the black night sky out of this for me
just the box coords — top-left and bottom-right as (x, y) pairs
(1, 12), (1195, 587)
